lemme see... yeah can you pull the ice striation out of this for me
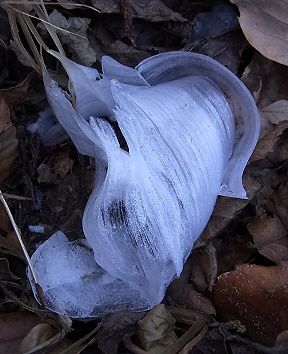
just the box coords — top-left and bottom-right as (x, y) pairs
(29, 52), (260, 317)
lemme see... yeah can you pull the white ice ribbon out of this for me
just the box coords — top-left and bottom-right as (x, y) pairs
(29, 52), (259, 318)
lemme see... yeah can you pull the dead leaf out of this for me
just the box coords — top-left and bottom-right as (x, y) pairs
(259, 100), (288, 137)
(247, 216), (288, 264)
(272, 182), (288, 231)
(137, 304), (178, 354)
(0, 97), (18, 183)
(251, 121), (288, 161)
(0, 312), (40, 354)
(39, 10), (96, 67)
(213, 263), (288, 344)
(189, 244), (218, 293)
(0, 257), (20, 281)
(167, 258), (216, 315)
(0, 73), (33, 109)
(230, 0), (288, 66)
(0, 203), (24, 259)
(241, 53), (288, 110)
(19, 323), (72, 354)
(96, 311), (144, 354)
(91, 0), (185, 22)
(37, 148), (74, 184)
(197, 172), (261, 245)
(262, 100), (288, 125)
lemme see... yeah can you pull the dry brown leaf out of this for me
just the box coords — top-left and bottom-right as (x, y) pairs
(0, 312), (40, 354)
(247, 216), (288, 264)
(0, 73), (33, 109)
(213, 263), (288, 345)
(251, 121), (288, 162)
(230, 0), (288, 66)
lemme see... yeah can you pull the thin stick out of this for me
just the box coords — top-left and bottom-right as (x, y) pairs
(0, 190), (38, 284)
(2, 192), (32, 201)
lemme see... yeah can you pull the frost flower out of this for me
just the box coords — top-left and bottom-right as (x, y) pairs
(29, 52), (259, 318)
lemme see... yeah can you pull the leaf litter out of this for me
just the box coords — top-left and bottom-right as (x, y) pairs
(1, 0), (288, 353)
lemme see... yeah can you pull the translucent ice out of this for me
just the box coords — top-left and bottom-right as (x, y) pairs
(29, 52), (260, 317)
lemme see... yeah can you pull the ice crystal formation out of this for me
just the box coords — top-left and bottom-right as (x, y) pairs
(29, 52), (259, 317)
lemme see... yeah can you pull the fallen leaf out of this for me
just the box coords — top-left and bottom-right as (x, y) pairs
(0, 312), (40, 354)
(0, 203), (24, 259)
(247, 216), (288, 264)
(258, 99), (288, 139)
(189, 244), (218, 293)
(213, 263), (288, 344)
(37, 148), (74, 184)
(39, 10), (96, 67)
(167, 258), (216, 315)
(91, 0), (185, 22)
(19, 323), (72, 354)
(0, 257), (20, 281)
(0, 97), (18, 183)
(241, 53), (288, 111)
(197, 172), (261, 245)
(272, 182), (288, 230)
(262, 100), (288, 125)
(230, 0), (288, 66)
(0, 73), (33, 108)
(192, 323), (254, 354)
(96, 311), (144, 354)
(251, 121), (288, 161)
(137, 304), (178, 354)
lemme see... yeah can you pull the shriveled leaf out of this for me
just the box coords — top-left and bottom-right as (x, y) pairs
(137, 304), (178, 354)
(0, 73), (33, 108)
(0, 312), (40, 354)
(230, 0), (288, 66)
(251, 121), (288, 161)
(247, 216), (288, 264)
(19, 323), (72, 354)
(214, 263), (288, 345)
